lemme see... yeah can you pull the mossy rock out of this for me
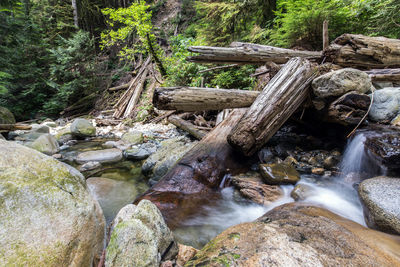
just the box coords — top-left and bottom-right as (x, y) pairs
(0, 106), (15, 124)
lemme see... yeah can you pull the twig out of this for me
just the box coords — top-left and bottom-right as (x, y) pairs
(347, 88), (375, 138)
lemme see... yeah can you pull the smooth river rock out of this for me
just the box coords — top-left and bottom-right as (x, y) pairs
(121, 131), (144, 145)
(76, 148), (123, 164)
(312, 68), (372, 98)
(70, 118), (96, 138)
(0, 140), (105, 266)
(359, 176), (400, 235)
(105, 200), (178, 267)
(369, 87), (400, 122)
(0, 106), (15, 124)
(187, 203), (400, 267)
(259, 163), (300, 185)
(29, 133), (60, 155)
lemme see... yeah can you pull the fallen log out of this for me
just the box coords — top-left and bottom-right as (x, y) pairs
(325, 34), (400, 69)
(122, 68), (149, 118)
(153, 87), (260, 111)
(168, 115), (207, 140)
(135, 108), (251, 227)
(0, 124), (32, 131)
(198, 64), (239, 73)
(365, 69), (400, 82)
(227, 57), (317, 156)
(187, 42), (322, 65)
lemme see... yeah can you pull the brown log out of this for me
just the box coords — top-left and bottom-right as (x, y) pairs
(187, 42), (322, 64)
(323, 20), (329, 51)
(365, 68), (400, 82)
(0, 124), (32, 131)
(153, 87), (260, 111)
(227, 57), (317, 156)
(168, 115), (207, 140)
(324, 34), (400, 69)
(135, 108), (250, 227)
(122, 68), (149, 118)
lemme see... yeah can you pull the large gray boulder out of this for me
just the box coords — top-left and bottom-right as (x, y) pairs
(121, 131), (144, 146)
(0, 106), (15, 124)
(0, 140), (105, 266)
(29, 133), (60, 155)
(359, 176), (400, 235)
(369, 87), (400, 122)
(187, 203), (400, 266)
(105, 200), (178, 267)
(312, 68), (372, 98)
(70, 118), (96, 138)
(76, 148), (123, 164)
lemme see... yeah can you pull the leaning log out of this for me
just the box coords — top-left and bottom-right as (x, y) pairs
(365, 69), (400, 82)
(0, 124), (32, 131)
(187, 42), (322, 64)
(325, 34), (400, 69)
(135, 109), (251, 227)
(227, 57), (317, 156)
(153, 87), (260, 111)
(168, 115), (207, 140)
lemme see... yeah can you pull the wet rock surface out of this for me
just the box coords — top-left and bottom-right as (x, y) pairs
(187, 203), (400, 267)
(76, 148), (123, 164)
(359, 176), (400, 235)
(259, 163), (300, 185)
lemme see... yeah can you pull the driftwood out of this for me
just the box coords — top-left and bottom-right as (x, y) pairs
(187, 42), (322, 65)
(0, 124), (32, 131)
(325, 34), (400, 69)
(153, 87), (260, 111)
(365, 68), (400, 82)
(198, 64), (239, 73)
(135, 109), (250, 227)
(168, 115), (207, 140)
(227, 57), (317, 156)
(122, 68), (149, 118)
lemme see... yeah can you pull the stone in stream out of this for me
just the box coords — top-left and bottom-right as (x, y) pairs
(187, 203), (400, 267)
(0, 106), (15, 124)
(0, 140), (105, 266)
(28, 133), (60, 155)
(106, 200), (178, 267)
(290, 183), (316, 201)
(55, 124), (73, 144)
(121, 131), (144, 145)
(87, 177), (138, 224)
(369, 87), (400, 122)
(75, 148), (123, 164)
(358, 176), (400, 235)
(70, 118), (96, 138)
(124, 142), (157, 160)
(259, 163), (300, 185)
(312, 68), (373, 98)
(231, 172), (283, 205)
(78, 161), (102, 172)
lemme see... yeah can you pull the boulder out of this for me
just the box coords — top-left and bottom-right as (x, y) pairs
(0, 106), (15, 124)
(76, 148), (123, 164)
(78, 161), (102, 172)
(70, 118), (96, 138)
(359, 177), (400, 235)
(87, 177), (138, 224)
(0, 140), (105, 266)
(369, 87), (400, 122)
(176, 244), (198, 267)
(312, 68), (372, 98)
(55, 125), (73, 144)
(290, 183), (316, 201)
(29, 133), (60, 155)
(30, 123), (50, 133)
(259, 163), (300, 185)
(105, 200), (178, 267)
(121, 131), (144, 145)
(187, 203), (400, 266)
(124, 143), (157, 160)
(110, 204), (137, 232)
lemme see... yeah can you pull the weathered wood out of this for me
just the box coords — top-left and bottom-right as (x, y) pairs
(187, 42), (322, 64)
(323, 20), (329, 51)
(325, 34), (400, 69)
(168, 115), (207, 140)
(0, 124), (32, 131)
(198, 64), (239, 73)
(153, 87), (260, 111)
(122, 68), (149, 118)
(227, 57), (317, 156)
(108, 83), (130, 91)
(365, 68), (400, 82)
(135, 109), (250, 227)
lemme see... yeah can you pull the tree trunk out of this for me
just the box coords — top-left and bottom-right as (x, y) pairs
(153, 87), (260, 111)
(168, 115), (207, 140)
(365, 69), (400, 82)
(71, 0), (79, 28)
(324, 34), (400, 69)
(122, 68), (149, 118)
(227, 57), (317, 156)
(323, 20), (329, 50)
(187, 42), (322, 64)
(135, 109), (251, 227)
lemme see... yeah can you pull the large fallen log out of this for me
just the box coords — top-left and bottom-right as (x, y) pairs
(0, 124), (32, 131)
(365, 69), (400, 82)
(122, 68), (149, 118)
(168, 115), (207, 140)
(153, 87), (260, 111)
(135, 108), (251, 227)
(227, 57), (317, 156)
(187, 42), (322, 64)
(325, 34), (400, 69)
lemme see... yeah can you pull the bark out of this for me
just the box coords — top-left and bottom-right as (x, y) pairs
(323, 20), (329, 50)
(122, 68), (149, 118)
(135, 109), (251, 227)
(71, 0), (79, 28)
(227, 57), (317, 156)
(365, 69), (400, 82)
(168, 115), (207, 140)
(187, 42), (322, 64)
(324, 34), (400, 69)
(153, 87), (260, 111)
(0, 124), (32, 131)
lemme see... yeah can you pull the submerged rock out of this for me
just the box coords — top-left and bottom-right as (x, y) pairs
(312, 68), (372, 98)
(78, 161), (102, 172)
(290, 183), (316, 201)
(105, 200), (178, 267)
(124, 142), (157, 160)
(0, 140), (105, 266)
(359, 176), (400, 235)
(28, 133), (60, 155)
(259, 163), (300, 185)
(187, 203), (400, 267)
(369, 87), (400, 122)
(70, 118), (96, 138)
(76, 148), (123, 164)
